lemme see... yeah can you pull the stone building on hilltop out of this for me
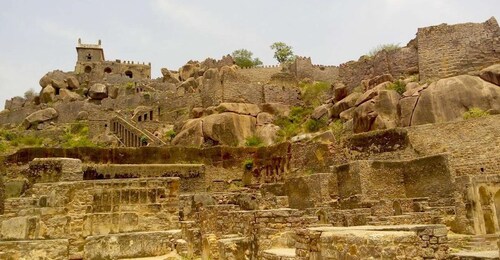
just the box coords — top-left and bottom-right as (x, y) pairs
(75, 38), (151, 82)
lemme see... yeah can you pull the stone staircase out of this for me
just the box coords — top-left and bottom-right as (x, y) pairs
(463, 234), (499, 251)
(0, 158), (183, 259)
(110, 114), (165, 147)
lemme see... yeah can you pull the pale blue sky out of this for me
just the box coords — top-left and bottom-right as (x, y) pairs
(0, 0), (499, 108)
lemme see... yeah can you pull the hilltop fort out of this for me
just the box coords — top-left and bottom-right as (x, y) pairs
(0, 17), (499, 259)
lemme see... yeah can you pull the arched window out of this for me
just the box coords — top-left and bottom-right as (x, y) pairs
(125, 70), (133, 78)
(84, 66), (92, 73)
(104, 67), (112, 73)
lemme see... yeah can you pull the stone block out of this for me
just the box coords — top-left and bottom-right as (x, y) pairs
(0, 239), (69, 260)
(28, 158), (83, 183)
(1, 216), (40, 240)
(84, 230), (181, 259)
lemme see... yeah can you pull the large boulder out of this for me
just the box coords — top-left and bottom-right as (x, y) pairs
(410, 75), (500, 125)
(333, 82), (348, 102)
(202, 112), (256, 146)
(40, 85), (56, 103)
(260, 103), (290, 118)
(39, 70), (79, 90)
(172, 119), (204, 147)
(179, 62), (200, 81)
(88, 83), (108, 100)
(352, 89), (400, 133)
(161, 68), (180, 84)
(331, 92), (362, 118)
(480, 64), (500, 86)
(214, 103), (261, 116)
(256, 124), (280, 146)
(59, 89), (82, 102)
(311, 104), (332, 120)
(22, 108), (58, 129)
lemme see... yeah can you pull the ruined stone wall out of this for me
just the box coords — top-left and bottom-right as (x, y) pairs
(295, 225), (448, 259)
(289, 57), (340, 83)
(338, 43), (419, 90)
(234, 66), (282, 83)
(406, 114), (500, 177)
(1, 178), (179, 257)
(417, 17), (500, 81)
(337, 115), (500, 178)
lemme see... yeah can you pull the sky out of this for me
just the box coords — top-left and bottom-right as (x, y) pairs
(0, 0), (499, 108)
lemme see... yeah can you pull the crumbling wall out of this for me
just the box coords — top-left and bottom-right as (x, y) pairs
(417, 17), (500, 81)
(407, 114), (500, 177)
(289, 57), (340, 83)
(338, 42), (418, 90)
(234, 66), (281, 83)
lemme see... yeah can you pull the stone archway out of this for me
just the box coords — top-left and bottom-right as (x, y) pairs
(125, 70), (133, 78)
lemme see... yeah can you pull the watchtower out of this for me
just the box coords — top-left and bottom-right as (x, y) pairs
(76, 38), (104, 63)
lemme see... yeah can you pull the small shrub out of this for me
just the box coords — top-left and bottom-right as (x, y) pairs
(274, 106), (313, 141)
(352, 85), (364, 93)
(245, 135), (264, 147)
(463, 108), (489, 119)
(140, 135), (149, 145)
(164, 130), (176, 141)
(300, 81), (330, 107)
(19, 135), (44, 147)
(305, 118), (327, 133)
(62, 123), (95, 148)
(386, 80), (406, 95)
(0, 141), (7, 152)
(0, 129), (17, 141)
(24, 88), (36, 99)
(330, 120), (344, 140)
(242, 159), (254, 171)
(368, 43), (401, 57)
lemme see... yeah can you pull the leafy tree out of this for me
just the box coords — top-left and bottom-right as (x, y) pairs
(270, 42), (294, 63)
(232, 49), (263, 68)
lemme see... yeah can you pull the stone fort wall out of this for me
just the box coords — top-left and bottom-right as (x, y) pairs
(417, 17), (500, 81)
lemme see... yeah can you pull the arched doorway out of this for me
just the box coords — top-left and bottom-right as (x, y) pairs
(104, 67), (112, 73)
(84, 66), (92, 73)
(125, 70), (133, 78)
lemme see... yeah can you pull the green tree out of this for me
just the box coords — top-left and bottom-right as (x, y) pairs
(270, 42), (294, 63)
(232, 49), (263, 68)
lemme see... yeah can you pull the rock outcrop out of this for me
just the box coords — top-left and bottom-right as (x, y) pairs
(22, 108), (58, 129)
(409, 75), (500, 125)
(88, 83), (108, 100)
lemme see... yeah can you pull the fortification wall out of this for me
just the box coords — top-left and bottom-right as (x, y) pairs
(406, 114), (500, 177)
(338, 44), (418, 90)
(234, 66), (281, 83)
(289, 57), (340, 83)
(417, 17), (500, 81)
(337, 114), (500, 178)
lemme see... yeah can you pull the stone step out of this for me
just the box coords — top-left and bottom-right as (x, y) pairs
(262, 248), (297, 260)
(0, 239), (69, 260)
(84, 230), (182, 259)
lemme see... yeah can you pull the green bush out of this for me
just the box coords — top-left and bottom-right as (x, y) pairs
(61, 123), (95, 148)
(242, 159), (254, 171)
(463, 108), (489, 119)
(386, 80), (406, 95)
(305, 118), (327, 133)
(164, 130), (176, 141)
(300, 81), (330, 107)
(368, 43), (401, 57)
(0, 129), (17, 141)
(330, 120), (344, 140)
(245, 135), (264, 147)
(0, 141), (7, 153)
(274, 106), (312, 141)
